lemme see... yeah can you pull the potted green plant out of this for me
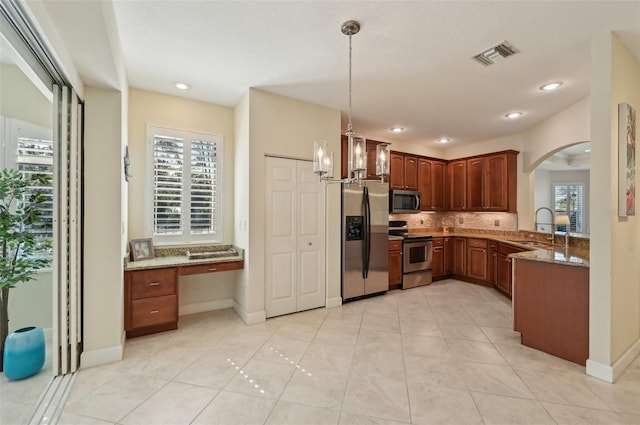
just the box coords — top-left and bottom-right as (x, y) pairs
(0, 168), (51, 371)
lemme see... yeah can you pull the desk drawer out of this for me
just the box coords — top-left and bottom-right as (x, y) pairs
(130, 295), (177, 329)
(129, 268), (176, 300)
(180, 260), (244, 276)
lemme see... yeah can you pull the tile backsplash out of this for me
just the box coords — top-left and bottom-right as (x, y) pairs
(390, 212), (518, 231)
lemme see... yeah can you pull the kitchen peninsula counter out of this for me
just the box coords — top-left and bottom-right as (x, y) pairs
(407, 229), (589, 268)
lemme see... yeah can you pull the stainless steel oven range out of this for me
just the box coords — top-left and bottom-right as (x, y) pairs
(389, 221), (433, 289)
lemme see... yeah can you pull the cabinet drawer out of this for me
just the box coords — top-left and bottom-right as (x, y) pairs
(388, 240), (403, 252)
(432, 237), (443, 247)
(467, 238), (487, 249)
(129, 268), (176, 300)
(180, 260), (244, 276)
(131, 295), (177, 329)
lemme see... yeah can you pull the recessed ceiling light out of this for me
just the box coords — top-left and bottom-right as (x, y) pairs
(390, 127), (404, 133)
(585, 149), (591, 153)
(174, 82), (191, 90)
(505, 112), (523, 119)
(437, 138), (450, 144)
(540, 81), (563, 91)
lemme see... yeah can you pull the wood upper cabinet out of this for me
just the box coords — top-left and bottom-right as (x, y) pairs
(390, 151), (418, 190)
(341, 136), (385, 180)
(448, 160), (467, 211)
(452, 237), (466, 276)
(466, 238), (488, 283)
(418, 158), (447, 211)
(466, 151), (518, 212)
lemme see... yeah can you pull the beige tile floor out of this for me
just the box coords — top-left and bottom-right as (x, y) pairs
(51, 279), (640, 425)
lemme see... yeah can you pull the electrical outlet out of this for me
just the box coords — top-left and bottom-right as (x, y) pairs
(494, 220), (500, 226)
(458, 217), (464, 224)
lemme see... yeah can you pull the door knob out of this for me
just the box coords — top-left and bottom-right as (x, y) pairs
(308, 242), (312, 246)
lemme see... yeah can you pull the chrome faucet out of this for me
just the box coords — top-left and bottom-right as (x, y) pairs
(534, 207), (555, 244)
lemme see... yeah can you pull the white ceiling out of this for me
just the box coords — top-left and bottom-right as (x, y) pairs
(40, 1), (640, 149)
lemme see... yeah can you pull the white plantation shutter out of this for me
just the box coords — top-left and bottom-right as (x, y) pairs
(153, 135), (184, 235)
(17, 137), (54, 255)
(553, 183), (584, 233)
(149, 126), (222, 243)
(190, 139), (217, 235)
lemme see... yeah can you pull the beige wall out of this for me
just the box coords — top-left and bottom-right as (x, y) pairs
(9, 272), (53, 333)
(236, 88), (341, 320)
(82, 86), (125, 365)
(589, 32), (640, 380)
(128, 88), (237, 310)
(233, 92), (250, 312)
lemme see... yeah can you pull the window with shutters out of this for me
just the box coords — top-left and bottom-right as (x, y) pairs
(553, 183), (584, 234)
(148, 126), (222, 244)
(17, 137), (54, 259)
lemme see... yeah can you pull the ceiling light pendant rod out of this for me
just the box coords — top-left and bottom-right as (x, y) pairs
(342, 20), (362, 183)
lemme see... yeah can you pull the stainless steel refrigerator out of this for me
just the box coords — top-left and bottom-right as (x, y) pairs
(342, 181), (389, 301)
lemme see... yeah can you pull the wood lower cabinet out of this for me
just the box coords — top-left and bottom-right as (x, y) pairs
(388, 240), (403, 290)
(514, 259), (589, 366)
(466, 238), (488, 283)
(432, 238), (444, 279)
(488, 241), (498, 286)
(125, 267), (179, 338)
(495, 243), (525, 298)
(443, 237), (453, 275)
(452, 237), (466, 277)
(433, 236), (454, 281)
(125, 259), (244, 338)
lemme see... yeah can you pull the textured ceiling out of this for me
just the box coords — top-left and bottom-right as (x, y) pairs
(40, 0), (640, 151)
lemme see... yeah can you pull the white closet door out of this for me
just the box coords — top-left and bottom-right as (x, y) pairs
(265, 157), (325, 318)
(265, 157), (298, 317)
(296, 161), (325, 311)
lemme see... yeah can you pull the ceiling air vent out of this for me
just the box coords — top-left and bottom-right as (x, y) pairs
(472, 41), (519, 66)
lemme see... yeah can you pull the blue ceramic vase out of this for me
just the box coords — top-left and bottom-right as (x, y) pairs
(3, 326), (45, 380)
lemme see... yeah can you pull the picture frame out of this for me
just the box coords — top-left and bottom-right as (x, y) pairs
(618, 102), (636, 217)
(130, 238), (154, 261)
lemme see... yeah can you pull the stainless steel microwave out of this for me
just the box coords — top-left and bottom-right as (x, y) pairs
(389, 189), (421, 214)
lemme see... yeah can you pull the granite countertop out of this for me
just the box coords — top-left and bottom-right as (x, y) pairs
(125, 244), (244, 271)
(388, 235), (404, 241)
(409, 230), (589, 268)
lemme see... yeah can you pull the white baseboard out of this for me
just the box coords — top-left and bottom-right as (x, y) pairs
(233, 300), (266, 325)
(587, 337), (640, 383)
(325, 297), (342, 309)
(80, 342), (124, 369)
(179, 298), (234, 316)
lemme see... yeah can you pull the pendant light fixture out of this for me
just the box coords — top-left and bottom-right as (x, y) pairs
(314, 20), (390, 183)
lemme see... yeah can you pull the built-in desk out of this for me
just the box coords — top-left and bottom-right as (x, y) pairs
(124, 245), (244, 338)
